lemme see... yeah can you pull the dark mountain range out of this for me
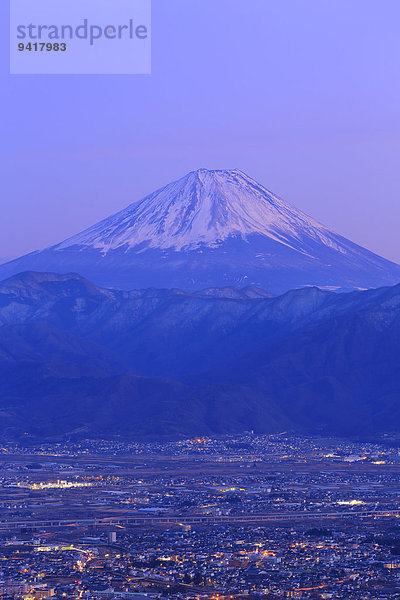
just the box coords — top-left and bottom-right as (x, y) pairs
(1, 169), (400, 293)
(0, 271), (400, 439)
(0, 321), (289, 440)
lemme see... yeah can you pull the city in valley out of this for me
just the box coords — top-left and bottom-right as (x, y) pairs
(1, 435), (400, 599)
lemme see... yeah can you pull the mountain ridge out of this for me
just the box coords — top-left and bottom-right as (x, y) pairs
(1, 271), (400, 439)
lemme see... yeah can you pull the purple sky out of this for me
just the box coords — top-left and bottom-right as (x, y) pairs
(1, 0), (399, 263)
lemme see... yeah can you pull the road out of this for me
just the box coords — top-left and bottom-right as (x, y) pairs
(1, 509), (399, 531)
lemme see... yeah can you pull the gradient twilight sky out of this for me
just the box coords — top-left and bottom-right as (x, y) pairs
(1, 0), (399, 263)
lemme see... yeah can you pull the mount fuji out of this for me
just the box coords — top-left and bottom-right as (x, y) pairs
(1, 169), (400, 293)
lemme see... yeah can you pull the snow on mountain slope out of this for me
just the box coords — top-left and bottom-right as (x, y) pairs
(55, 169), (338, 255)
(1, 169), (400, 293)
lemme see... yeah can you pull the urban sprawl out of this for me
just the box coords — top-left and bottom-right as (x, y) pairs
(1, 434), (400, 599)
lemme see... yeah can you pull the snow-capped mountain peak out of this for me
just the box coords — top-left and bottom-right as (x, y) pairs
(1, 168), (400, 293)
(54, 168), (334, 254)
